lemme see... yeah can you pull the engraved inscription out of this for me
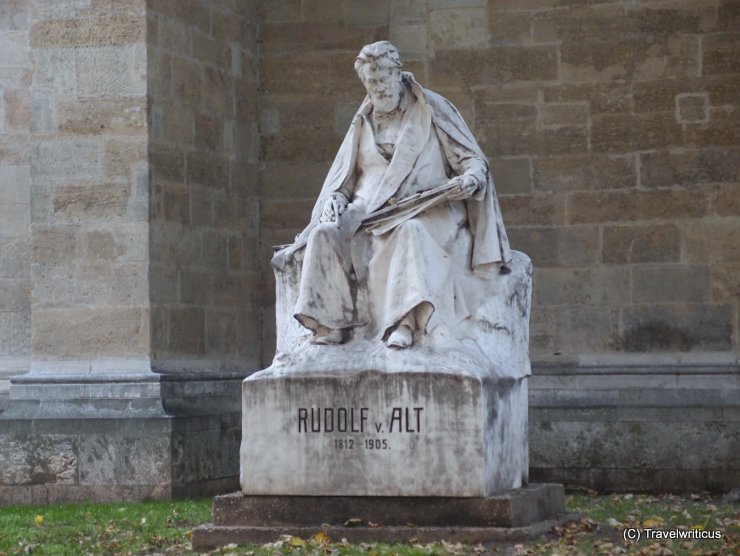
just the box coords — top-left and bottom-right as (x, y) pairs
(297, 406), (424, 451)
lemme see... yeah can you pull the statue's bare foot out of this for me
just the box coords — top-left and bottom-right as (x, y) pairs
(386, 325), (413, 349)
(311, 326), (344, 345)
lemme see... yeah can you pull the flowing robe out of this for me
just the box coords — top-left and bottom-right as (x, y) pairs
(275, 73), (511, 341)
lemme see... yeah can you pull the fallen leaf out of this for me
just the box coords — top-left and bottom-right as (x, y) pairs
(343, 517), (362, 527)
(643, 516), (664, 527)
(312, 531), (330, 544)
(288, 536), (305, 547)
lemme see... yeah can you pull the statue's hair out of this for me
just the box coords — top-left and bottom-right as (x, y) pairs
(354, 41), (401, 75)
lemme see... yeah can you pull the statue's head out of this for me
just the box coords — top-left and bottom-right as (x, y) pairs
(355, 41), (403, 114)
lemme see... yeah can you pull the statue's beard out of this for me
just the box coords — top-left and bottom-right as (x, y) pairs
(371, 93), (400, 114)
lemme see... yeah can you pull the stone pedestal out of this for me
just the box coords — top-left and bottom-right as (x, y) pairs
(241, 370), (528, 497)
(194, 247), (562, 548)
(192, 484), (568, 549)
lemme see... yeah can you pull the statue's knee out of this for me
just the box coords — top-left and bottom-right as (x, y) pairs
(309, 222), (338, 241)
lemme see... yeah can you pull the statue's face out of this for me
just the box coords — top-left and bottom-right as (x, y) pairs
(359, 65), (403, 114)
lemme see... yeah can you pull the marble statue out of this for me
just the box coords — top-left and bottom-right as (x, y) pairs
(272, 41), (520, 360)
(241, 42), (532, 497)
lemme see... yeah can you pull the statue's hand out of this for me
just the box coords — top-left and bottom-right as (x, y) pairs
(447, 175), (479, 201)
(319, 192), (349, 223)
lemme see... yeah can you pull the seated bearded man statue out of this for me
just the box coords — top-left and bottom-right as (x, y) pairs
(273, 41), (513, 353)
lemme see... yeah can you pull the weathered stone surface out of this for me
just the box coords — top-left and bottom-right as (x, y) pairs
(32, 308), (150, 358)
(534, 155), (635, 192)
(676, 93), (708, 123)
(57, 98), (146, 135)
(499, 194), (566, 226)
(185, 151), (229, 187)
(261, 126), (341, 163)
(0, 165), (30, 204)
(633, 265), (712, 304)
(568, 189), (708, 224)
(0, 280), (30, 311)
(4, 89), (29, 131)
(262, 23), (387, 55)
(31, 47), (76, 96)
(535, 127), (589, 156)
(591, 112), (684, 153)
(476, 101), (537, 156)
(683, 220), (740, 264)
(491, 157), (532, 195)
(489, 10), (530, 46)
(430, 46), (558, 88)
(76, 44), (147, 98)
(0, 435), (76, 485)
(534, 268), (630, 307)
(715, 184), (740, 217)
(508, 226), (599, 268)
(51, 184), (129, 221)
(214, 484), (563, 528)
(544, 83), (631, 114)
(390, 23), (427, 59)
(0, 0), (28, 30)
(261, 52), (363, 97)
(429, 7), (489, 50)
(32, 139), (100, 184)
(149, 143), (184, 182)
(541, 103), (587, 128)
(347, 0), (390, 27)
(262, 161), (330, 200)
(0, 29), (28, 66)
(78, 434), (170, 485)
(553, 306), (621, 353)
(103, 138), (147, 179)
(0, 204), (29, 238)
(0, 237), (30, 279)
(640, 149), (738, 187)
(560, 36), (699, 83)
(702, 32), (740, 75)
(622, 304), (733, 352)
(712, 263), (740, 302)
(0, 312), (30, 357)
(29, 91), (54, 132)
(32, 263), (148, 308)
(602, 224), (681, 264)
(242, 371), (529, 496)
(30, 15), (145, 48)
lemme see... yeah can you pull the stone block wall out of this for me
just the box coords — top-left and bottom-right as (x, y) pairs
(0, 0), (31, 402)
(257, 0), (739, 365)
(27, 0), (150, 370)
(255, 0), (738, 492)
(147, 0), (262, 371)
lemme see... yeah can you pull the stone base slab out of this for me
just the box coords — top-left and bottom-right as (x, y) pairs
(193, 484), (567, 550)
(192, 519), (579, 549)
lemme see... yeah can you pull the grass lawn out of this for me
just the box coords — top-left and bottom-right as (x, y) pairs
(0, 492), (736, 555)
